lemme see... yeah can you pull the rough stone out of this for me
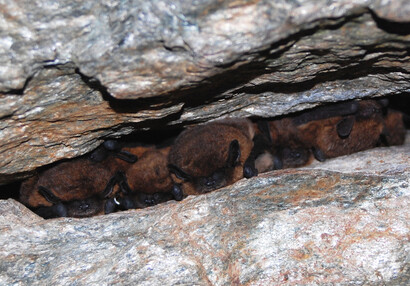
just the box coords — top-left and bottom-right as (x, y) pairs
(0, 0), (409, 182)
(0, 135), (409, 285)
(0, 67), (183, 182)
(1, 1), (409, 99)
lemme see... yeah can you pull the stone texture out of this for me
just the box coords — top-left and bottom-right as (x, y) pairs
(0, 67), (183, 182)
(0, 135), (409, 285)
(1, 0), (409, 98)
(0, 0), (409, 182)
(0, 1), (409, 283)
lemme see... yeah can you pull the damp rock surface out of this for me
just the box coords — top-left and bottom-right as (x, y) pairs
(0, 0), (410, 182)
(0, 140), (409, 285)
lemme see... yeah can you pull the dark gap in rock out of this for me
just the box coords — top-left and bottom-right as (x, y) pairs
(2, 94), (408, 205)
(105, 124), (184, 148)
(74, 13), (373, 119)
(166, 13), (386, 110)
(4, 75), (33, 95)
(42, 62), (78, 70)
(102, 115), (185, 146)
(0, 181), (20, 200)
(369, 9), (410, 35)
(74, 68), (110, 99)
(165, 38), (294, 110)
(234, 65), (408, 96)
(388, 92), (410, 128)
(75, 68), (176, 113)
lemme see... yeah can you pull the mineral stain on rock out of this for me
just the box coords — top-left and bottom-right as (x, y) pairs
(1, 0), (410, 184)
(0, 140), (409, 285)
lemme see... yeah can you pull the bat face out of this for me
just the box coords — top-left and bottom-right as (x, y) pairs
(19, 157), (122, 217)
(64, 196), (107, 218)
(113, 146), (183, 205)
(263, 119), (312, 169)
(28, 186), (111, 219)
(278, 147), (312, 168)
(168, 118), (255, 196)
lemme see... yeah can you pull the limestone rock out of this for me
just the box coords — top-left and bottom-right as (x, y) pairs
(1, 0), (409, 99)
(1, 0), (409, 182)
(0, 137), (409, 285)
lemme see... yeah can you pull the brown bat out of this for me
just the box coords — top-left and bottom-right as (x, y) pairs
(19, 139), (144, 219)
(295, 99), (387, 161)
(19, 157), (127, 218)
(167, 118), (257, 196)
(114, 145), (184, 206)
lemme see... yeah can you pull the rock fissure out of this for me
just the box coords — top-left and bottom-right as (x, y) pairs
(0, 0), (409, 284)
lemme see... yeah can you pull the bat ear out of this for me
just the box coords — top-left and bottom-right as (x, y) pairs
(104, 198), (117, 214)
(168, 164), (192, 181)
(90, 147), (108, 162)
(226, 140), (241, 167)
(113, 151), (138, 163)
(117, 196), (137, 210)
(377, 98), (389, 108)
(257, 120), (272, 143)
(38, 186), (61, 204)
(336, 116), (355, 138)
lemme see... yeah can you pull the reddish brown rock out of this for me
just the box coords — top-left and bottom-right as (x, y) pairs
(1, 1), (409, 184)
(0, 139), (408, 285)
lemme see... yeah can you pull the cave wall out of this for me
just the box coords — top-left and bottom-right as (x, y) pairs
(0, 0), (409, 284)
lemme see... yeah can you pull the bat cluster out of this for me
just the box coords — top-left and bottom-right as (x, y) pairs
(19, 98), (408, 219)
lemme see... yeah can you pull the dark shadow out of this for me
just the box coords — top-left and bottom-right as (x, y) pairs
(75, 68), (176, 113)
(5, 75), (33, 95)
(370, 9), (410, 35)
(0, 181), (21, 200)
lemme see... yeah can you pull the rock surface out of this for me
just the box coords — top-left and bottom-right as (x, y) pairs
(1, 0), (410, 182)
(0, 136), (409, 285)
(1, 0), (410, 98)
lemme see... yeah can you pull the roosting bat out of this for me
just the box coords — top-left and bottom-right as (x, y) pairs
(295, 99), (387, 161)
(167, 118), (257, 196)
(19, 157), (126, 218)
(115, 146), (184, 206)
(257, 100), (387, 170)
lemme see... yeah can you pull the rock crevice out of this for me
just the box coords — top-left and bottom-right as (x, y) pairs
(1, 140), (409, 285)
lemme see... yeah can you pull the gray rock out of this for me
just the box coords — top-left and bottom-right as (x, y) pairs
(1, 0), (409, 98)
(0, 67), (182, 181)
(0, 136), (409, 285)
(0, 1), (409, 284)
(0, 0), (409, 182)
